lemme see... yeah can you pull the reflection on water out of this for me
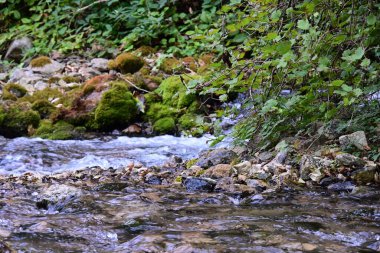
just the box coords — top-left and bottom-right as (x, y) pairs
(1, 185), (379, 252)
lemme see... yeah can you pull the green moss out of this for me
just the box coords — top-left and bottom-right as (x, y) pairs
(159, 58), (183, 74)
(0, 105), (40, 137)
(2, 83), (27, 100)
(135, 46), (156, 56)
(186, 158), (198, 169)
(156, 75), (196, 109)
(145, 103), (178, 122)
(108, 53), (144, 74)
(182, 56), (198, 72)
(48, 77), (61, 84)
(179, 113), (198, 130)
(153, 117), (176, 134)
(30, 56), (52, 67)
(32, 99), (55, 119)
(144, 92), (162, 105)
(34, 120), (76, 140)
(62, 76), (81, 83)
(95, 83), (138, 131)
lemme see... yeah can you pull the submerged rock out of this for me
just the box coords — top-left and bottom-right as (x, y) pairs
(183, 177), (216, 192)
(327, 181), (356, 192)
(36, 184), (82, 211)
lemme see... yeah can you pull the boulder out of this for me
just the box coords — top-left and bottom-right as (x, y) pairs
(339, 131), (370, 151)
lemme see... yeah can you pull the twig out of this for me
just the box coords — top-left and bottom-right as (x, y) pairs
(76, 0), (108, 13)
(116, 73), (150, 93)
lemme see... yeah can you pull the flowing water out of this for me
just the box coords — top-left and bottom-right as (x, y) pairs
(0, 135), (379, 252)
(0, 135), (223, 175)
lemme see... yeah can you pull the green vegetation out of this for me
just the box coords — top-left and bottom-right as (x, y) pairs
(0, 0), (220, 57)
(0, 0), (378, 156)
(195, 0), (379, 152)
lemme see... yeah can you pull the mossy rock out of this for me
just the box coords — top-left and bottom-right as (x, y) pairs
(34, 120), (77, 140)
(2, 83), (27, 100)
(159, 58), (184, 74)
(30, 56), (52, 68)
(179, 113), (198, 130)
(156, 75), (197, 109)
(32, 99), (56, 119)
(95, 83), (138, 131)
(153, 117), (176, 134)
(20, 87), (67, 106)
(134, 46), (156, 56)
(108, 53), (144, 74)
(0, 105), (40, 137)
(145, 103), (178, 122)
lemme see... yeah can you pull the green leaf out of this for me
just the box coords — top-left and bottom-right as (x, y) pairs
(342, 47), (365, 62)
(261, 99), (278, 114)
(297, 19), (310, 30)
(361, 58), (371, 67)
(367, 14), (376, 25)
(219, 94), (228, 102)
(341, 84), (353, 92)
(330, 80), (344, 87)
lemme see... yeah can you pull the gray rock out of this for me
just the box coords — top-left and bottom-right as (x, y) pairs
(339, 131), (370, 151)
(335, 153), (365, 168)
(90, 58), (109, 71)
(183, 177), (216, 192)
(196, 148), (237, 168)
(257, 151), (274, 162)
(31, 60), (64, 74)
(4, 37), (32, 62)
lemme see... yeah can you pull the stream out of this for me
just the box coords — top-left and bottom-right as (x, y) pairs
(0, 135), (379, 252)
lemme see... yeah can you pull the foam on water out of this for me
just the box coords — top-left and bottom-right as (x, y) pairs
(0, 135), (225, 175)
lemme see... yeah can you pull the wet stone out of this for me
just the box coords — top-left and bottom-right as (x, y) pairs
(183, 177), (216, 192)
